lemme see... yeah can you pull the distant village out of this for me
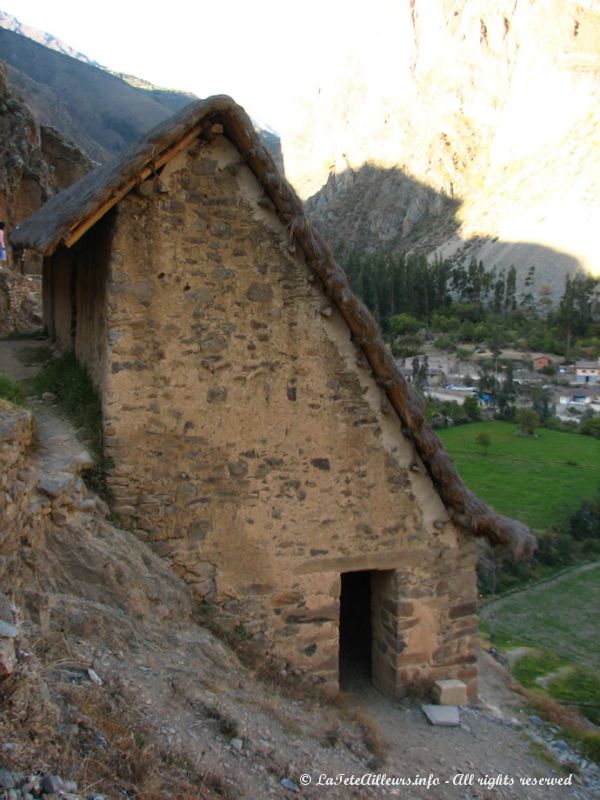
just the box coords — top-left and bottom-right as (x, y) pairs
(398, 350), (600, 424)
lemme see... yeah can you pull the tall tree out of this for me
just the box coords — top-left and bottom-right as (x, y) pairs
(505, 265), (517, 313)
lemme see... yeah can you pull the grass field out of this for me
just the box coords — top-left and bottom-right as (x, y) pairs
(437, 421), (600, 529)
(481, 565), (600, 734)
(481, 564), (600, 671)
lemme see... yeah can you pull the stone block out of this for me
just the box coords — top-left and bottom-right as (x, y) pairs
(433, 679), (468, 706)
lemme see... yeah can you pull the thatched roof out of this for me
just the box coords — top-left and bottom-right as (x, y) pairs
(11, 96), (536, 559)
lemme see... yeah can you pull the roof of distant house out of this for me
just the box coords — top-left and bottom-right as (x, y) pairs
(11, 96), (536, 558)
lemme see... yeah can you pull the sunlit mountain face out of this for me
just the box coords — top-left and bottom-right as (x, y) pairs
(283, 0), (600, 294)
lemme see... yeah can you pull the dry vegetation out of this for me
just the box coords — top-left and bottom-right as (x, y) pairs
(0, 634), (231, 800)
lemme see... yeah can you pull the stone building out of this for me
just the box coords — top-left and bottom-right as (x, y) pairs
(12, 97), (534, 699)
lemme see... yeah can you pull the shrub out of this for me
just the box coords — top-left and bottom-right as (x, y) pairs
(0, 373), (26, 406)
(580, 416), (600, 439)
(388, 313), (421, 336)
(475, 431), (491, 454)
(478, 490), (600, 594)
(568, 493), (600, 541)
(463, 395), (480, 420)
(516, 407), (540, 435)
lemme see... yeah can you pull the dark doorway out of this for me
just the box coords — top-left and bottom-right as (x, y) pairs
(339, 570), (372, 688)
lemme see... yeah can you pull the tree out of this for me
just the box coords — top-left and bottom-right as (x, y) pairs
(531, 387), (553, 423)
(516, 408), (540, 436)
(476, 431), (491, 455)
(463, 395), (480, 420)
(389, 313), (421, 336)
(414, 355), (429, 392)
(497, 362), (516, 420)
(537, 284), (553, 318)
(493, 269), (506, 314)
(505, 265), (517, 313)
(520, 265), (536, 315)
(478, 362), (497, 410)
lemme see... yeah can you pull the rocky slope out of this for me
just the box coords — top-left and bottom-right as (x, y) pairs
(0, 59), (91, 247)
(0, 59), (90, 333)
(285, 0), (600, 295)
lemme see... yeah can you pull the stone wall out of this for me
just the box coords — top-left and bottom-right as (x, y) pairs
(45, 134), (478, 695)
(0, 403), (37, 677)
(0, 403), (42, 578)
(372, 545), (478, 701)
(0, 270), (42, 337)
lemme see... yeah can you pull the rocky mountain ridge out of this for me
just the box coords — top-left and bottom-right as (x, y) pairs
(0, 25), (195, 163)
(0, 15), (283, 171)
(285, 0), (600, 296)
(0, 10), (102, 67)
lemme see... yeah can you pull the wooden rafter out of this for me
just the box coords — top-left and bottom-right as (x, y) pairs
(63, 123), (206, 249)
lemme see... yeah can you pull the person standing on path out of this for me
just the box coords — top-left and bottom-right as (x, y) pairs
(0, 222), (7, 267)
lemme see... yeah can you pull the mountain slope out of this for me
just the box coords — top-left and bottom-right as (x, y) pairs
(0, 9), (102, 67)
(0, 17), (284, 171)
(0, 26), (195, 162)
(286, 0), (600, 292)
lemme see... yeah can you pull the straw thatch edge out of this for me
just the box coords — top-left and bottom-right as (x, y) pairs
(11, 95), (536, 559)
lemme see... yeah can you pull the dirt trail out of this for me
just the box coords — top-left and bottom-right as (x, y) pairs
(1, 338), (597, 799)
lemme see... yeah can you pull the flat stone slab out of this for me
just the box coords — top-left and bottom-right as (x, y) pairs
(421, 704), (460, 727)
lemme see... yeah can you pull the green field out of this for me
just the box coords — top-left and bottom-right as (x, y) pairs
(437, 421), (600, 530)
(481, 564), (600, 671)
(481, 565), (600, 738)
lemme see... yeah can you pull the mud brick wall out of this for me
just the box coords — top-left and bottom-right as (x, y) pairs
(46, 134), (479, 692)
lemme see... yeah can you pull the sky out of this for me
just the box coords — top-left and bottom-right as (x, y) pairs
(0, 0), (400, 133)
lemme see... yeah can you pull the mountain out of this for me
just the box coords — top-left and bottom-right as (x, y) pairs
(284, 0), (600, 297)
(0, 9), (102, 67)
(0, 24), (196, 163)
(0, 15), (284, 171)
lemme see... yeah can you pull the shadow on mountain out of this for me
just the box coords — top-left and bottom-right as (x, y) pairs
(305, 162), (584, 297)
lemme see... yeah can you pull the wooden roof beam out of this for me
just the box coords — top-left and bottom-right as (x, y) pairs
(62, 123), (207, 249)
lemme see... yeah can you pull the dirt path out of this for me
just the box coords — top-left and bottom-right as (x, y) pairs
(0, 337), (92, 472)
(338, 656), (596, 800)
